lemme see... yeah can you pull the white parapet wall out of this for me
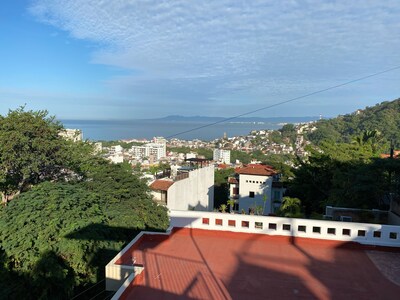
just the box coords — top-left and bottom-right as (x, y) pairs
(169, 210), (400, 247)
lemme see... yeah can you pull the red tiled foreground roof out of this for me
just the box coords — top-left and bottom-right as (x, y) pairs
(149, 180), (174, 191)
(116, 228), (400, 300)
(236, 164), (277, 176)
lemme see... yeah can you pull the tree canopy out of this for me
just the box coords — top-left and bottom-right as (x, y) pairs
(0, 108), (169, 298)
(0, 107), (92, 205)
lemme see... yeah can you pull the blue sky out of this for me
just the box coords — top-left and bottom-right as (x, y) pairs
(1, 0), (400, 120)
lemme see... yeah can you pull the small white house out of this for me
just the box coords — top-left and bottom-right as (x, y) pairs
(229, 164), (284, 214)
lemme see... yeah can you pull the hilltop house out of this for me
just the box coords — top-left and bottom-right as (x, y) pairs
(228, 164), (285, 214)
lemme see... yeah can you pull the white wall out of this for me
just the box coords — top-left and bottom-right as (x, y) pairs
(167, 165), (214, 211)
(238, 174), (273, 214)
(169, 210), (400, 247)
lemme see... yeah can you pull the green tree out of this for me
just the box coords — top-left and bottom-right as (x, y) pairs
(0, 107), (92, 205)
(278, 197), (302, 218)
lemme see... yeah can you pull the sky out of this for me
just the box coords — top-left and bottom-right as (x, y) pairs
(0, 0), (400, 120)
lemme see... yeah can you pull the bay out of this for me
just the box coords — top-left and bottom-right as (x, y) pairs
(61, 119), (284, 141)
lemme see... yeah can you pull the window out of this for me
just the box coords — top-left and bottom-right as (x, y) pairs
(241, 221), (249, 228)
(283, 224), (291, 231)
(373, 231), (381, 238)
(202, 218), (209, 225)
(255, 222), (263, 229)
(268, 223), (277, 230)
(298, 225), (306, 232)
(358, 230), (366, 237)
(342, 229), (351, 236)
(215, 219), (223, 226)
(228, 220), (236, 227)
(313, 226), (321, 233)
(327, 228), (336, 235)
(389, 232), (397, 239)
(249, 191), (255, 198)
(273, 191), (280, 200)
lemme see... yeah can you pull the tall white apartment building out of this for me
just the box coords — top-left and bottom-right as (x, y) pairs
(130, 142), (166, 161)
(213, 149), (231, 164)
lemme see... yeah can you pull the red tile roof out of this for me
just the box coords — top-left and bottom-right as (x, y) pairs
(236, 164), (277, 176)
(116, 228), (400, 300)
(149, 180), (174, 191)
(228, 177), (238, 184)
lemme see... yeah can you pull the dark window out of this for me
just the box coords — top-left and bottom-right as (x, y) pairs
(268, 223), (277, 230)
(373, 231), (381, 238)
(327, 228), (336, 235)
(389, 232), (397, 239)
(228, 220), (236, 227)
(342, 229), (351, 236)
(313, 226), (321, 233)
(283, 224), (291, 231)
(298, 225), (306, 232)
(358, 230), (366, 237)
(202, 218), (209, 225)
(249, 192), (255, 198)
(233, 187), (239, 194)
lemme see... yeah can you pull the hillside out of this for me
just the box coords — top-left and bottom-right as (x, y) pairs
(307, 98), (400, 145)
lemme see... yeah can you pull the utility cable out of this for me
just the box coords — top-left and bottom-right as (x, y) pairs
(71, 279), (105, 300)
(166, 65), (400, 139)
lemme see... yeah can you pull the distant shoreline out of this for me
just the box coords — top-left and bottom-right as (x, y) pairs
(61, 117), (318, 141)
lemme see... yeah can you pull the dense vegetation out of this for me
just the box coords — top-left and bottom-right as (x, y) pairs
(288, 137), (400, 217)
(307, 98), (400, 145)
(0, 108), (168, 299)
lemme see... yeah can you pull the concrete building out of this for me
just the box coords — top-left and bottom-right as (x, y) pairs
(59, 128), (83, 142)
(228, 164), (284, 214)
(150, 165), (214, 211)
(130, 143), (166, 161)
(213, 148), (231, 164)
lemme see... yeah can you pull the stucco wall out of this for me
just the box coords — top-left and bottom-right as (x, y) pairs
(167, 165), (214, 211)
(238, 174), (273, 214)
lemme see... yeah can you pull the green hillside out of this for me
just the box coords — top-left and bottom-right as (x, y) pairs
(307, 98), (400, 146)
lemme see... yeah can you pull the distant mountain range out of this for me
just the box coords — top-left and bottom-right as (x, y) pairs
(155, 115), (319, 123)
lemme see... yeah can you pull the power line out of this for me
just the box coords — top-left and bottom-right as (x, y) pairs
(166, 65), (400, 139)
(71, 279), (105, 300)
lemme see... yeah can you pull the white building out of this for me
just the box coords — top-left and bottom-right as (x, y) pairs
(59, 128), (83, 142)
(150, 165), (214, 211)
(213, 149), (231, 164)
(110, 145), (123, 155)
(228, 164), (284, 215)
(130, 142), (166, 161)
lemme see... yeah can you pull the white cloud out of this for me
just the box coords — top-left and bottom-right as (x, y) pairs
(28, 0), (400, 116)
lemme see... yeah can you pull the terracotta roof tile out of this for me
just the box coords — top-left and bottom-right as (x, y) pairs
(228, 177), (238, 184)
(236, 164), (277, 176)
(150, 180), (174, 191)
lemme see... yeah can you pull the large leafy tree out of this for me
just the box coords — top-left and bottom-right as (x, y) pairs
(0, 164), (169, 298)
(0, 107), (91, 205)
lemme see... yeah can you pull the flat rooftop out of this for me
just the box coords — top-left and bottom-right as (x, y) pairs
(116, 228), (400, 299)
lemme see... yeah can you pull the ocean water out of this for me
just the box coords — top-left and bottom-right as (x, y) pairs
(61, 119), (283, 141)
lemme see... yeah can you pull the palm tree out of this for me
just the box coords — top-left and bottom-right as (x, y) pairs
(227, 199), (235, 213)
(279, 197), (302, 217)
